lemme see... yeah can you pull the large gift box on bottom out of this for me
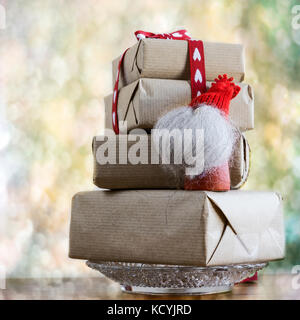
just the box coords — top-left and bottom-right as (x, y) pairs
(69, 190), (285, 266)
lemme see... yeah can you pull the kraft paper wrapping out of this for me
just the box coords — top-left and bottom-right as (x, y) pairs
(69, 190), (285, 266)
(105, 78), (254, 132)
(112, 39), (245, 89)
(92, 134), (250, 190)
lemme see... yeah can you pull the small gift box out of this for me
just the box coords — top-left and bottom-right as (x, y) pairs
(105, 78), (254, 133)
(92, 134), (249, 190)
(112, 38), (245, 90)
(69, 190), (285, 266)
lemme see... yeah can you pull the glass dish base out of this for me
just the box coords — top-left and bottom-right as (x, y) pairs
(121, 285), (233, 295)
(87, 261), (267, 296)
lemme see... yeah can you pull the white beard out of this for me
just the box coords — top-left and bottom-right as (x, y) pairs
(153, 104), (239, 177)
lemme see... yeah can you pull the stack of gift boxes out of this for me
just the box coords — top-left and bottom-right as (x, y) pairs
(69, 35), (285, 278)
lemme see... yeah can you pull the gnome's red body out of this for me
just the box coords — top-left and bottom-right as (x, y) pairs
(185, 74), (240, 191)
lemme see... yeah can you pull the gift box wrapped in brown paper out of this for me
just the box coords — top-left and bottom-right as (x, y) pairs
(92, 134), (250, 190)
(69, 190), (285, 266)
(112, 38), (245, 89)
(105, 78), (254, 132)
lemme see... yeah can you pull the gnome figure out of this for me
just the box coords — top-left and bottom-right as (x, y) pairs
(154, 74), (241, 191)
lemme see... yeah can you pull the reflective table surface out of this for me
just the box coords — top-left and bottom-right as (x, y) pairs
(0, 274), (299, 300)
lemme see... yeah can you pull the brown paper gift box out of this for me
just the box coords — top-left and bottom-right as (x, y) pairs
(112, 38), (245, 89)
(69, 190), (285, 266)
(92, 134), (250, 190)
(105, 78), (254, 132)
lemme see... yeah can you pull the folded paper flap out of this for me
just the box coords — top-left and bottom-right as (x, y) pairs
(133, 40), (143, 73)
(243, 134), (250, 170)
(135, 40), (145, 73)
(207, 225), (252, 265)
(243, 136), (251, 181)
(208, 222), (285, 265)
(205, 191), (284, 264)
(204, 197), (228, 264)
(105, 81), (140, 130)
(228, 84), (254, 131)
(92, 136), (96, 153)
(230, 134), (251, 189)
(119, 80), (140, 122)
(113, 41), (142, 86)
(265, 227), (285, 257)
(119, 40), (142, 79)
(204, 196), (252, 263)
(240, 84), (252, 103)
(206, 191), (282, 235)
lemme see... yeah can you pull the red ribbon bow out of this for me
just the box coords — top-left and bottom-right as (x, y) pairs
(112, 30), (206, 134)
(134, 29), (191, 40)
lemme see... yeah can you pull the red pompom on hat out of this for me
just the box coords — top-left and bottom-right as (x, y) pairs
(189, 74), (241, 116)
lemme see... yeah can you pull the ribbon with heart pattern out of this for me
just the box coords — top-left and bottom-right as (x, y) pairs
(188, 40), (206, 99)
(112, 30), (206, 134)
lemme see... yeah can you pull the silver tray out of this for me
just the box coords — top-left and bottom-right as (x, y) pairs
(87, 261), (267, 295)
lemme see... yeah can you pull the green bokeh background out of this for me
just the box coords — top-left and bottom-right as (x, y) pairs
(0, 0), (299, 278)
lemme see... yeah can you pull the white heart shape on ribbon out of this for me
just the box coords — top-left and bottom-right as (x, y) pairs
(113, 90), (117, 103)
(193, 48), (201, 61)
(197, 91), (201, 97)
(172, 32), (182, 37)
(194, 69), (202, 83)
(136, 33), (146, 40)
(112, 111), (116, 126)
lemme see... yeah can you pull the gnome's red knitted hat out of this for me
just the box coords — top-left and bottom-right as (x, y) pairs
(189, 74), (241, 116)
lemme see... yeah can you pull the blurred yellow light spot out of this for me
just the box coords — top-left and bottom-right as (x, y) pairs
(264, 122), (282, 148)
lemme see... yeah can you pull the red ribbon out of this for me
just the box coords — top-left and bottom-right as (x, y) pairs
(188, 40), (206, 99)
(135, 29), (191, 40)
(112, 30), (206, 134)
(112, 48), (129, 134)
